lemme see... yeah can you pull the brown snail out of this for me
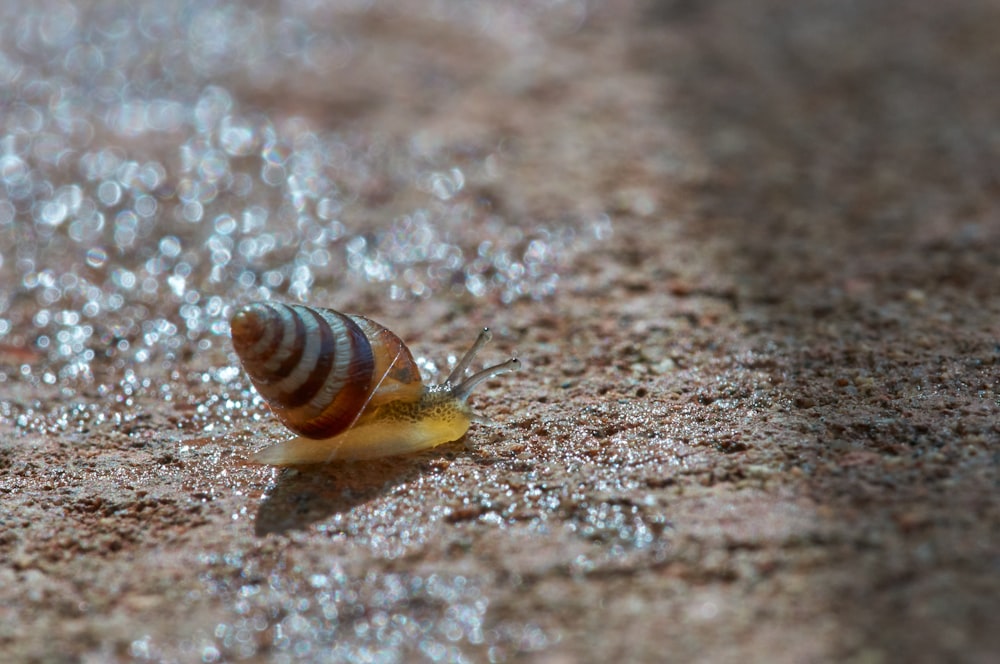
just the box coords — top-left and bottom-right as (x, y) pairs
(230, 301), (520, 464)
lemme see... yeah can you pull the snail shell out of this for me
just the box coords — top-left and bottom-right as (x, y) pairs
(230, 302), (520, 464)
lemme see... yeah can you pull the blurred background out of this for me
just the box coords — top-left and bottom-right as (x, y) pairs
(2, 1), (998, 662)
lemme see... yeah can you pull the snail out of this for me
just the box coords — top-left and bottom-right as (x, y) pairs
(230, 301), (520, 465)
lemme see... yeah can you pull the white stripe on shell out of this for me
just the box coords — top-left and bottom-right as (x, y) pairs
(247, 303), (281, 357)
(273, 305), (324, 395)
(303, 308), (359, 414)
(261, 303), (301, 374)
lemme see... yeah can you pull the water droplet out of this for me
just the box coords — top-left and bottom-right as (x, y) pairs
(97, 180), (122, 206)
(39, 200), (68, 226)
(219, 116), (257, 156)
(85, 247), (107, 268)
(427, 168), (465, 200)
(167, 274), (186, 298)
(0, 154), (28, 185)
(134, 195), (157, 218)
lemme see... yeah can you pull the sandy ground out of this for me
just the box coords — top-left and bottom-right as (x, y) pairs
(1, 1), (999, 662)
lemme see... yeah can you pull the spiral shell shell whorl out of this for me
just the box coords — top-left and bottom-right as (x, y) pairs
(230, 302), (421, 439)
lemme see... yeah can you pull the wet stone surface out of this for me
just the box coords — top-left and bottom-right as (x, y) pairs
(2, 1), (999, 662)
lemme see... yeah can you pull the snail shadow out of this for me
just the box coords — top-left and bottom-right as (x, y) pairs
(253, 448), (452, 536)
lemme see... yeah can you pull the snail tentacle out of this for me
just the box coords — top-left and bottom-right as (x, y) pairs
(453, 357), (521, 403)
(446, 327), (492, 385)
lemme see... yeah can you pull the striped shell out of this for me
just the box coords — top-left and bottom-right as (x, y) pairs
(230, 302), (424, 439)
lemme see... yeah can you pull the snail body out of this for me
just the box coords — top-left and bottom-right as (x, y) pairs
(230, 302), (519, 465)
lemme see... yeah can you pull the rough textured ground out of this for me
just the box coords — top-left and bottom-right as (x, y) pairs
(1, 1), (998, 662)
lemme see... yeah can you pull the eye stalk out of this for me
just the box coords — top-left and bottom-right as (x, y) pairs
(446, 327), (521, 402)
